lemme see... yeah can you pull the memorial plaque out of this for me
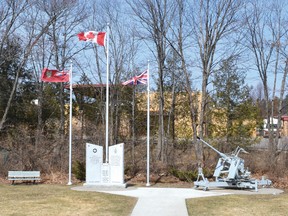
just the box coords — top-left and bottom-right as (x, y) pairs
(109, 143), (124, 184)
(101, 163), (110, 183)
(85, 143), (103, 185)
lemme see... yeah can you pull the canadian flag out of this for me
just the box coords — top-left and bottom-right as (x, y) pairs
(77, 31), (106, 46)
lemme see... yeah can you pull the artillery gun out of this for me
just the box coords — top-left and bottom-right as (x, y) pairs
(194, 137), (271, 191)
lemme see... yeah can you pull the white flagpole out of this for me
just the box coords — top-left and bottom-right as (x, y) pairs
(146, 60), (150, 186)
(67, 61), (73, 185)
(105, 24), (110, 163)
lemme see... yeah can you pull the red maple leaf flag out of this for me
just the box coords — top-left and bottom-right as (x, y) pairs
(41, 68), (70, 82)
(77, 31), (106, 46)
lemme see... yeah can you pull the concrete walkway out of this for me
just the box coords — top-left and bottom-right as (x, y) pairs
(72, 186), (283, 216)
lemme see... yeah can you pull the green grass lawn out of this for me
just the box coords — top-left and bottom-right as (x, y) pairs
(186, 192), (288, 216)
(0, 184), (137, 216)
(2, 183), (288, 216)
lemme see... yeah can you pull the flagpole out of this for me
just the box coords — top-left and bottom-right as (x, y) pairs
(146, 60), (150, 187)
(67, 61), (73, 185)
(105, 23), (110, 163)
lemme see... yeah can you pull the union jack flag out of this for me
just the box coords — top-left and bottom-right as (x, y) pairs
(122, 70), (148, 85)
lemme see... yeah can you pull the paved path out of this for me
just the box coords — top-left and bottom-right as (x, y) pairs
(73, 186), (230, 216)
(72, 186), (283, 216)
(103, 187), (230, 216)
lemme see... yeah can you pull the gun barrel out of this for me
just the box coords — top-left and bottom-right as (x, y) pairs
(197, 136), (227, 158)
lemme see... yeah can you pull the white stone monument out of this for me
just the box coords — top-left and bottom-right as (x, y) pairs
(84, 143), (103, 185)
(84, 143), (126, 187)
(109, 143), (125, 184)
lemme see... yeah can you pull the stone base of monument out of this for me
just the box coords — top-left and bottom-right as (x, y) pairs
(85, 143), (126, 188)
(83, 182), (127, 188)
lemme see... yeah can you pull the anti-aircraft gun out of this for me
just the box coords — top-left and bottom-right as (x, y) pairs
(194, 137), (271, 191)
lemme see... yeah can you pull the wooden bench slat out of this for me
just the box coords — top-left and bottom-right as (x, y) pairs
(8, 178), (41, 180)
(8, 171), (41, 184)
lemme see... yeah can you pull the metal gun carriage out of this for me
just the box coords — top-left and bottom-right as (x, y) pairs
(194, 137), (271, 191)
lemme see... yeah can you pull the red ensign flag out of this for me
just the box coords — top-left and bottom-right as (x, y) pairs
(41, 68), (70, 82)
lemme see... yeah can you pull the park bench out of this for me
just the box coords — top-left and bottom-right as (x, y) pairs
(8, 171), (41, 185)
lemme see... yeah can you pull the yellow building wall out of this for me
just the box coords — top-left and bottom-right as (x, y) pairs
(210, 108), (257, 138)
(136, 91), (202, 138)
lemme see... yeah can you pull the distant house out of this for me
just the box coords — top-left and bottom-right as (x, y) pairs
(260, 116), (288, 137)
(263, 118), (279, 137)
(281, 116), (288, 137)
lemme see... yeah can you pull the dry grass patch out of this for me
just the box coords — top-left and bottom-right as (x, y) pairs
(0, 184), (136, 216)
(187, 192), (288, 216)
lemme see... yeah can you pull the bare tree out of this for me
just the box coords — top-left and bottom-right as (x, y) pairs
(173, 0), (199, 151)
(245, 0), (288, 167)
(90, 0), (136, 148)
(0, 0), (68, 131)
(0, 0), (29, 61)
(162, 0), (199, 161)
(125, 31), (141, 167)
(128, 0), (177, 162)
(32, 1), (89, 169)
(188, 0), (243, 162)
